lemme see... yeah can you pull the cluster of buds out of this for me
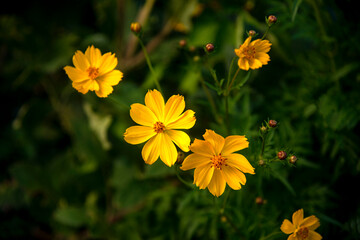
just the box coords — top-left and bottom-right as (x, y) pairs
(260, 119), (278, 133)
(277, 150), (298, 164)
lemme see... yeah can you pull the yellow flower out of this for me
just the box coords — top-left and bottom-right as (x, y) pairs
(180, 130), (255, 197)
(281, 209), (322, 240)
(124, 89), (196, 167)
(64, 45), (123, 98)
(234, 36), (271, 71)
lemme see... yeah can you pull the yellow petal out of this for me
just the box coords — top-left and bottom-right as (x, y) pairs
(166, 129), (191, 152)
(249, 59), (263, 69)
(97, 69), (123, 86)
(166, 110), (196, 130)
(189, 139), (215, 157)
(98, 52), (118, 75)
(254, 39), (271, 52)
(64, 66), (89, 82)
(203, 130), (225, 155)
(222, 135), (249, 156)
(181, 153), (211, 171)
(287, 234), (297, 240)
(95, 82), (114, 98)
(221, 165), (246, 189)
(280, 219), (295, 234)
(301, 216), (320, 230)
(159, 133), (178, 167)
(123, 126), (156, 145)
(238, 58), (250, 71)
(164, 94), (185, 124)
(72, 80), (89, 94)
(194, 163), (214, 189)
(307, 230), (322, 240)
(129, 103), (158, 127)
(142, 134), (161, 165)
(73, 50), (90, 71)
(145, 89), (165, 122)
(225, 153), (255, 174)
(85, 45), (102, 68)
(207, 169), (226, 197)
(292, 209), (304, 228)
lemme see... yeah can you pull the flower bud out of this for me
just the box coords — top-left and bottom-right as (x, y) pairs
(248, 30), (256, 37)
(179, 39), (187, 48)
(205, 43), (215, 53)
(260, 126), (267, 132)
(255, 196), (266, 205)
(267, 15), (277, 25)
(258, 159), (265, 166)
(268, 119), (277, 128)
(277, 150), (287, 160)
(289, 155), (297, 164)
(130, 22), (142, 34)
(176, 151), (185, 164)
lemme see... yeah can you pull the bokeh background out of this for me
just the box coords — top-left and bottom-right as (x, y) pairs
(1, 0), (359, 239)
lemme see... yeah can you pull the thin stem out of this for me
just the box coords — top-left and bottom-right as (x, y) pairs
(227, 68), (240, 94)
(261, 26), (271, 40)
(175, 165), (195, 189)
(137, 36), (163, 93)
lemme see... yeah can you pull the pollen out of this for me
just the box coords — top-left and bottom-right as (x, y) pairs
(296, 227), (309, 239)
(243, 46), (256, 59)
(211, 154), (227, 169)
(87, 67), (99, 80)
(153, 121), (166, 133)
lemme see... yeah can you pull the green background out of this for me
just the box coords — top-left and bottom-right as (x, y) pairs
(1, 0), (359, 239)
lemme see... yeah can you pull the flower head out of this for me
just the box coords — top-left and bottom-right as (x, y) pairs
(124, 90), (196, 167)
(234, 36), (271, 71)
(180, 130), (255, 197)
(281, 209), (322, 240)
(64, 45), (123, 98)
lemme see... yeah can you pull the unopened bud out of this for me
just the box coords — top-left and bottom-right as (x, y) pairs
(176, 151), (185, 164)
(258, 159), (265, 166)
(268, 119), (277, 128)
(205, 43), (215, 53)
(179, 39), (187, 48)
(277, 151), (287, 160)
(130, 22), (142, 34)
(290, 155), (297, 164)
(260, 126), (267, 132)
(267, 15), (277, 25)
(255, 196), (265, 205)
(248, 30), (256, 37)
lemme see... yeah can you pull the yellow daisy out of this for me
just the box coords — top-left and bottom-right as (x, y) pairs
(234, 36), (271, 71)
(124, 89), (196, 167)
(281, 209), (322, 240)
(180, 129), (255, 197)
(64, 45), (123, 98)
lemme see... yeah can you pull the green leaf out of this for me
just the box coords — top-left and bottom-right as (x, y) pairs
(54, 206), (89, 228)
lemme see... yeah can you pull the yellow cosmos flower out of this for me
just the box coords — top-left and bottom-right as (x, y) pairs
(281, 209), (322, 240)
(64, 45), (123, 98)
(124, 89), (196, 167)
(180, 130), (255, 197)
(234, 36), (271, 71)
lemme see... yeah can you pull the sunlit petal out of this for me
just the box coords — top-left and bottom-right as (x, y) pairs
(142, 134), (161, 165)
(130, 103), (158, 127)
(222, 135), (249, 155)
(280, 219), (295, 234)
(164, 94), (185, 124)
(181, 153), (212, 171)
(225, 153), (255, 174)
(145, 89), (165, 122)
(166, 110), (196, 129)
(123, 126), (156, 145)
(207, 169), (226, 197)
(203, 129), (225, 155)
(166, 129), (191, 152)
(159, 133), (178, 167)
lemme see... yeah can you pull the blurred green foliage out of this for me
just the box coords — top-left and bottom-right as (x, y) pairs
(1, 0), (360, 239)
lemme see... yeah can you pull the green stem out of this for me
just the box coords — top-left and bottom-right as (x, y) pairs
(137, 36), (163, 93)
(175, 166), (195, 189)
(261, 26), (271, 40)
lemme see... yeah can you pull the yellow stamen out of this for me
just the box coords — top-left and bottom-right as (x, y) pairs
(211, 154), (227, 169)
(87, 67), (99, 80)
(154, 121), (166, 133)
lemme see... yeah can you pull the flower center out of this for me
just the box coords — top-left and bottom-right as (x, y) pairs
(243, 46), (256, 59)
(211, 154), (227, 169)
(87, 67), (99, 80)
(296, 227), (309, 239)
(154, 121), (166, 133)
